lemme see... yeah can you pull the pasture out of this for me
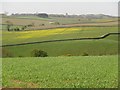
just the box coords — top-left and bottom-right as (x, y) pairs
(2, 56), (118, 88)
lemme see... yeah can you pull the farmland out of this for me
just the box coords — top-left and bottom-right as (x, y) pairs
(1, 14), (119, 88)
(2, 26), (118, 57)
(2, 56), (118, 88)
(1, 16), (118, 31)
(3, 35), (118, 57)
(2, 27), (118, 45)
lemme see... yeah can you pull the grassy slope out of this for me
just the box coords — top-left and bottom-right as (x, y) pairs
(2, 56), (118, 88)
(4, 35), (118, 57)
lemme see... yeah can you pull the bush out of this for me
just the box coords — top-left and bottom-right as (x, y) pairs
(31, 49), (48, 57)
(82, 52), (89, 56)
(14, 27), (20, 31)
(21, 26), (27, 30)
(39, 24), (45, 26)
(19, 55), (23, 57)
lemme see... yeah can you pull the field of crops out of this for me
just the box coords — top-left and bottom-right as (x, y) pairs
(2, 56), (118, 88)
(2, 26), (118, 57)
(2, 16), (119, 88)
(2, 27), (118, 45)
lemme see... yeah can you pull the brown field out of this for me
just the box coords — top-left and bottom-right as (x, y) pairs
(1, 17), (118, 30)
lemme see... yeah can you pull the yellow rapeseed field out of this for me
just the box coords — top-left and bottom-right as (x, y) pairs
(17, 27), (81, 39)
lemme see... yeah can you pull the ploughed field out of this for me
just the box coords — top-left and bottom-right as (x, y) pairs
(2, 56), (118, 88)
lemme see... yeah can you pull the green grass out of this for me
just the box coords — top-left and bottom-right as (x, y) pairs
(2, 56), (118, 88)
(0, 58), (1, 88)
(3, 34), (118, 57)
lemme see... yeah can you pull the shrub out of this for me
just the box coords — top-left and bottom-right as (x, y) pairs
(82, 52), (89, 56)
(31, 49), (48, 57)
(19, 55), (23, 57)
(41, 24), (45, 26)
(27, 23), (34, 27)
(39, 24), (45, 26)
(14, 27), (20, 31)
(21, 26), (27, 30)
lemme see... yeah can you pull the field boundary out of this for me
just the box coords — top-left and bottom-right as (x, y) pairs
(1, 32), (119, 47)
(0, 23), (118, 31)
(2, 17), (118, 22)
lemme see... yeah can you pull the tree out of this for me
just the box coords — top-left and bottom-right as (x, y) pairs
(82, 52), (89, 56)
(14, 27), (20, 31)
(21, 25), (27, 30)
(31, 49), (48, 57)
(37, 13), (48, 18)
(6, 21), (13, 31)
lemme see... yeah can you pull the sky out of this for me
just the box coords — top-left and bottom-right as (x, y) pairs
(0, 0), (119, 2)
(0, 0), (119, 16)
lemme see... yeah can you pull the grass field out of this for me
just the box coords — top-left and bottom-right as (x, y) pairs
(3, 36), (118, 57)
(2, 56), (118, 88)
(2, 26), (118, 57)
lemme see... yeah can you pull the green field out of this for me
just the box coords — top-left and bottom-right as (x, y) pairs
(2, 27), (118, 45)
(3, 36), (118, 57)
(2, 56), (118, 88)
(2, 16), (119, 88)
(2, 26), (118, 57)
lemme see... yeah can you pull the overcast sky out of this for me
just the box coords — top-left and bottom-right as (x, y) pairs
(0, 0), (119, 2)
(0, 1), (119, 16)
